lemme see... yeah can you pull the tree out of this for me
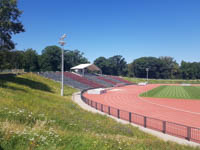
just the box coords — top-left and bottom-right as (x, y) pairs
(64, 50), (89, 71)
(130, 57), (162, 78)
(0, 50), (24, 70)
(40, 46), (61, 71)
(9, 50), (24, 69)
(94, 57), (110, 74)
(108, 55), (128, 76)
(94, 55), (128, 76)
(24, 49), (39, 72)
(128, 63), (135, 77)
(40, 46), (89, 72)
(0, 0), (25, 50)
(159, 56), (180, 79)
(180, 61), (200, 79)
(0, 50), (11, 69)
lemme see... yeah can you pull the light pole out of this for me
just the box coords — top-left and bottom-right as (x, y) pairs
(145, 68), (149, 97)
(146, 68), (149, 82)
(59, 34), (67, 96)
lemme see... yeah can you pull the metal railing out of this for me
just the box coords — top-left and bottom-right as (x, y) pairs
(81, 89), (200, 143)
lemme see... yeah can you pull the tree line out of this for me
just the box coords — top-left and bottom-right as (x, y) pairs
(94, 56), (200, 79)
(0, 46), (89, 72)
(1, 47), (200, 80)
(128, 57), (200, 79)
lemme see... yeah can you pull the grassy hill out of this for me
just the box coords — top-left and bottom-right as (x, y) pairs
(0, 73), (199, 150)
(124, 77), (200, 84)
(140, 85), (200, 100)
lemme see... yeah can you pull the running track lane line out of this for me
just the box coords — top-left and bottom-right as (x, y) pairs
(138, 96), (200, 116)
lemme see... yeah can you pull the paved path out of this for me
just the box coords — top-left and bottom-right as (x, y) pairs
(72, 92), (200, 147)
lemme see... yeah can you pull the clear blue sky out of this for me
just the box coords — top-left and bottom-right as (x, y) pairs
(13, 0), (200, 64)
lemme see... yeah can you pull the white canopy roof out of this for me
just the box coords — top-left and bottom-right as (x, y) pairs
(71, 64), (101, 71)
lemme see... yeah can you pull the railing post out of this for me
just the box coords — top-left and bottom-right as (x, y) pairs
(144, 116), (147, 128)
(163, 121), (166, 133)
(129, 112), (132, 123)
(108, 106), (110, 115)
(95, 102), (97, 109)
(101, 104), (103, 112)
(117, 109), (120, 118)
(187, 127), (191, 141)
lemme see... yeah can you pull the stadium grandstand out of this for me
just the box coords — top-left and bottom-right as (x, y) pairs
(39, 63), (132, 90)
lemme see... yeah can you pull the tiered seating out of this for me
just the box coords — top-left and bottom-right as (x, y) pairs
(84, 74), (113, 87)
(109, 75), (133, 84)
(39, 71), (132, 90)
(39, 72), (91, 90)
(40, 72), (60, 81)
(102, 75), (123, 83)
(97, 76), (117, 86)
(61, 72), (105, 88)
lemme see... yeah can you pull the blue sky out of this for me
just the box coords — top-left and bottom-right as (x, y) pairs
(13, 0), (200, 63)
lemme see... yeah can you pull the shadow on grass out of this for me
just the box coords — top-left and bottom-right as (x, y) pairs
(0, 74), (52, 93)
(0, 146), (4, 150)
(1, 84), (27, 92)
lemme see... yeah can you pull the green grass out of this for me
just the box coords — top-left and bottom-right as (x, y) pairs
(124, 77), (200, 84)
(0, 73), (200, 150)
(141, 85), (200, 100)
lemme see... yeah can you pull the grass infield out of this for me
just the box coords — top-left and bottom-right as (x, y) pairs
(141, 85), (200, 100)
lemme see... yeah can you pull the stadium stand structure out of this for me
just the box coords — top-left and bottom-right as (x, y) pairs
(39, 72), (91, 90)
(84, 74), (114, 87)
(61, 71), (105, 88)
(108, 75), (133, 84)
(97, 76), (117, 86)
(38, 64), (133, 90)
(102, 75), (123, 83)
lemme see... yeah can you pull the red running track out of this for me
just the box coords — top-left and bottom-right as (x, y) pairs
(83, 84), (200, 128)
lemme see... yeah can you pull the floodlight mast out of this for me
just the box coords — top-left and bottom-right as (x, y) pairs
(59, 34), (67, 96)
(146, 68), (149, 82)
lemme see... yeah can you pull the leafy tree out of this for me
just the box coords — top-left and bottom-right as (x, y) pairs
(10, 50), (24, 69)
(0, 0), (25, 50)
(0, 50), (11, 69)
(128, 63), (135, 77)
(159, 56), (180, 79)
(94, 57), (110, 74)
(64, 50), (89, 71)
(40, 46), (61, 71)
(94, 55), (128, 76)
(0, 50), (24, 69)
(129, 56), (182, 79)
(24, 49), (39, 72)
(130, 57), (162, 79)
(108, 55), (128, 76)
(180, 61), (200, 79)
(40, 46), (89, 72)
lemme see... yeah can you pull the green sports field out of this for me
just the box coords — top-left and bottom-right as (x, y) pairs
(141, 85), (200, 100)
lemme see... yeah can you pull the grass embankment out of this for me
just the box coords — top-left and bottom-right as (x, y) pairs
(124, 77), (200, 84)
(0, 73), (200, 150)
(140, 85), (200, 100)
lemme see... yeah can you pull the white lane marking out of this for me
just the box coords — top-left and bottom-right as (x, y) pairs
(110, 89), (122, 92)
(138, 96), (200, 115)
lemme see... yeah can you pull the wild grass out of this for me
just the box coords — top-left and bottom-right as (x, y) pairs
(140, 85), (200, 100)
(0, 73), (200, 149)
(124, 77), (200, 84)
